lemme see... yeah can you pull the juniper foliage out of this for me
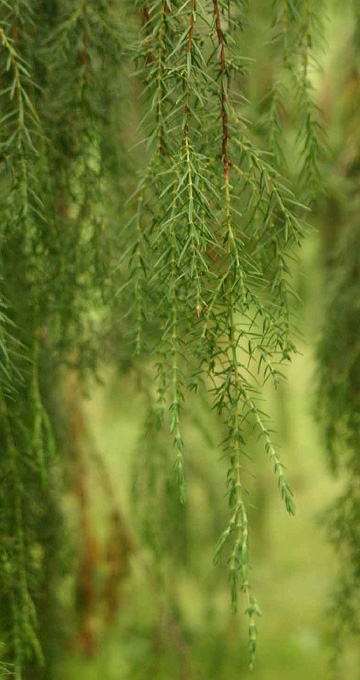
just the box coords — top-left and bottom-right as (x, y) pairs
(0, 0), (327, 677)
(0, 1), (126, 677)
(126, 0), (327, 668)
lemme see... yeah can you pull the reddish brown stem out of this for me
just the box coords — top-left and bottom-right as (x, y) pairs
(188, 0), (195, 53)
(213, 1), (229, 178)
(140, 2), (155, 65)
(184, 0), (196, 136)
(141, 3), (152, 26)
(159, 1), (171, 156)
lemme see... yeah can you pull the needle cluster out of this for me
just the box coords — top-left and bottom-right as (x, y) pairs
(127, 0), (317, 667)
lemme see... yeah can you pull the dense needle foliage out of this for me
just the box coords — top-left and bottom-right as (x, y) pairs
(1, 1), (357, 679)
(127, 0), (324, 666)
(0, 1), (126, 676)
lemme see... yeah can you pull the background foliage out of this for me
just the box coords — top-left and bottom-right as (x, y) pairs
(0, 1), (359, 679)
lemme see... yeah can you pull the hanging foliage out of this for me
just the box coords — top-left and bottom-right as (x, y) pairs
(317, 7), (360, 671)
(125, 0), (327, 668)
(0, 0), (329, 677)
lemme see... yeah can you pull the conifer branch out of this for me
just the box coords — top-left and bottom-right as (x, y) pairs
(0, 0), (332, 673)
(0, 389), (44, 676)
